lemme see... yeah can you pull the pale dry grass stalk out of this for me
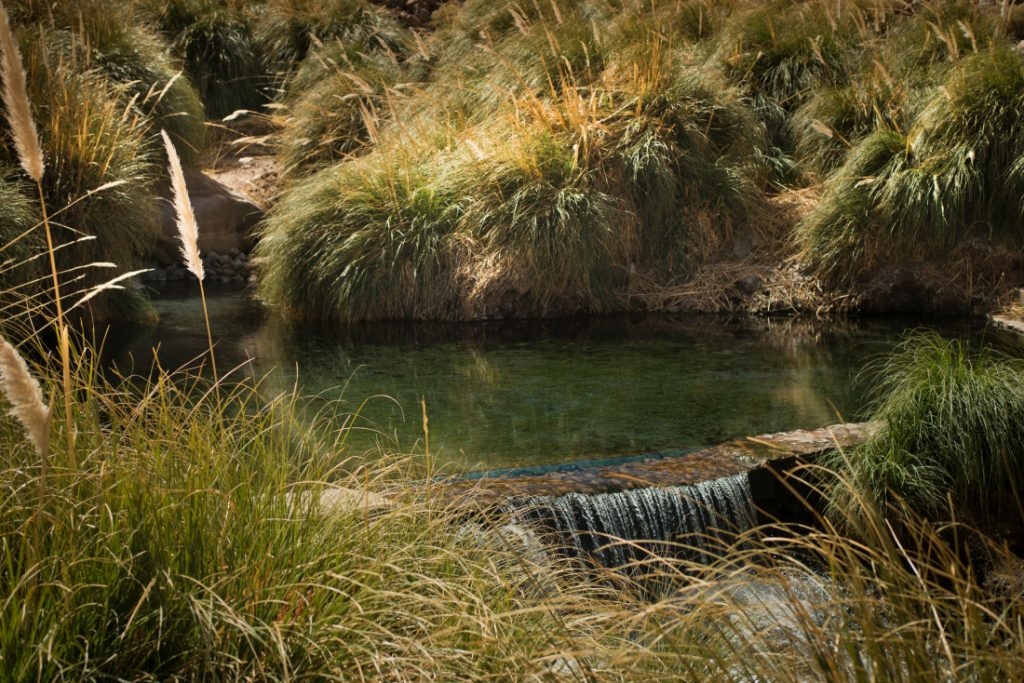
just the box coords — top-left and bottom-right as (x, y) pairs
(0, 333), (50, 611)
(160, 130), (204, 280)
(0, 0), (76, 467)
(0, 335), (51, 459)
(0, 2), (43, 183)
(161, 129), (217, 381)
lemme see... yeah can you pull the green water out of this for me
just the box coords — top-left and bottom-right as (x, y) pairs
(108, 285), (1014, 473)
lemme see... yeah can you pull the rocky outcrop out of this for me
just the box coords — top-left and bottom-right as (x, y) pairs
(153, 167), (263, 266)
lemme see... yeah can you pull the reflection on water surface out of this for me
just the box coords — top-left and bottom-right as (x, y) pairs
(106, 284), (1014, 473)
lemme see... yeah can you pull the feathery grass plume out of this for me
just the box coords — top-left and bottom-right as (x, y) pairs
(0, 335), (50, 458)
(0, 2), (44, 182)
(162, 127), (218, 382)
(160, 128), (203, 281)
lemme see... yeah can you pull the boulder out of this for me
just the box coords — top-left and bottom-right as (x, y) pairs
(154, 167), (263, 265)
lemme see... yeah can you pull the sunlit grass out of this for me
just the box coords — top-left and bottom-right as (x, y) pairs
(799, 42), (1024, 286)
(822, 331), (1024, 533)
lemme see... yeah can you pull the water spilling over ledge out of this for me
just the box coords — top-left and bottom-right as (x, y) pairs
(441, 423), (876, 570)
(442, 422), (875, 503)
(504, 474), (758, 569)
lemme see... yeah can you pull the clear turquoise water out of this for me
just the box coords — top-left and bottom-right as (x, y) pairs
(107, 285), (1015, 473)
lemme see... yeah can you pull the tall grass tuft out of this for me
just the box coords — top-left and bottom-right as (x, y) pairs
(715, 0), (862, 173)
(258, 144), (463, 321)
(800, 43), (1024, 284)
(92, 27), (208, 163)
(614, 485), (1024, 682)
(173, 6), (266, 119)
(0, 165), (43, 316)
(10, 0), (207, 162)
(254, 0), (411, 86)
(15, 56), (160, 308)
(797, 128), (907, 284)
(822, 331), (1024, 532)
(278, 42), (408, 178)
(457, 126), (621, 316)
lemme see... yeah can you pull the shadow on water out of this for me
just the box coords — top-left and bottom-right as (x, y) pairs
(102, 283), (1019, 473)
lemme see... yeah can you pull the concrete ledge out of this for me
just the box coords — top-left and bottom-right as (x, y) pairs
(441, 422), (877, 507)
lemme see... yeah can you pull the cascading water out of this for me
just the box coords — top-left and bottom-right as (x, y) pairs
(504, 473), (757, 570)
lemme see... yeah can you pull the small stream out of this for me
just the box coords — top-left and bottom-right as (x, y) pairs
(105, 283), (1015, 473)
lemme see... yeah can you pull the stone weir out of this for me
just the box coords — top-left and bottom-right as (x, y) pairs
(440, 422), (876, 526)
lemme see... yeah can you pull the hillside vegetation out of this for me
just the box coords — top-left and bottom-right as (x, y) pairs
(256, 0), (1024, 321)
(3, 0), (1024, 324)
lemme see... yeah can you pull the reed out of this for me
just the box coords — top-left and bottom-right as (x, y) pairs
(162, 128), (217, 382)
(0, 0), (77, 464)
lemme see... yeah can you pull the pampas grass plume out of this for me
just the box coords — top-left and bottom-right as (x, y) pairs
(0, 2), (44, 183)
(0, 336), (51, 458)
(161, 129), (204, 281)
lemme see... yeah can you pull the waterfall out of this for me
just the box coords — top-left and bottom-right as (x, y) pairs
(504, 473), (757, 570)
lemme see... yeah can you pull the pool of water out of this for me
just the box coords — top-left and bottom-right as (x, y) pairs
(105, 284), (1015, 473)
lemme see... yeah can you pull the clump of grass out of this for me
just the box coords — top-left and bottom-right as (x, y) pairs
(0, 1), (209, 323)
(0, 165), (43, 316)
(800, 43), (1024, 284)
(258, 143), (463, 321)
(171, 5), (266, 119)
(884, 44), (1024, 244)
(254, 0), (411, 84)
(717, 1), (853, 109)
(821, 331), (1024, 532)
(11, 0), (207, 162)
(457, 126), (620, 316)
(791, 76), (899, 178)
(278, 42), (408, 178)
(602, 0), (730, 55)
(779, 1), (1002, 179)
(13, 56), (160, 312)
(796, 128), (906, 283)
(95, 29), (208, 165)
(714, 0), (863, 171)
(607, 64), (763, 269)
